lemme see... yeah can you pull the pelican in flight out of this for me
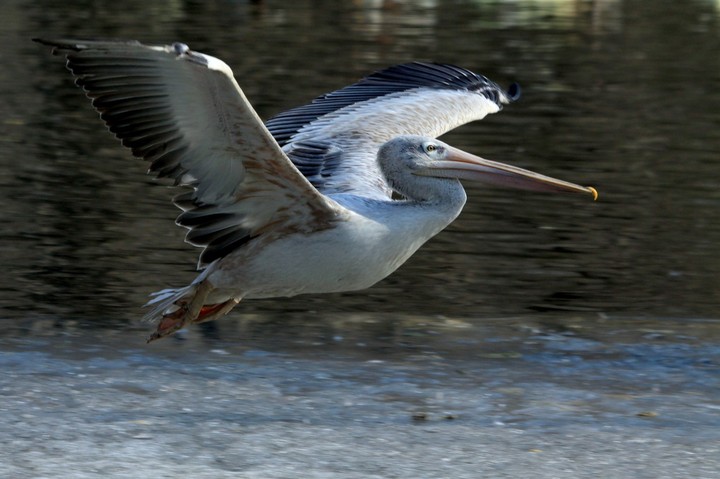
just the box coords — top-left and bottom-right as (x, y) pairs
(36, 39), (597, 342)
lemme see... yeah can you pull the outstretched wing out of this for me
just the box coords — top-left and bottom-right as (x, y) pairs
(36, 39), (342, 267)
(266, 62), (520, 199)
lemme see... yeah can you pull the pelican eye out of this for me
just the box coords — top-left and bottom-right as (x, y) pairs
(424, 143), (438, 153)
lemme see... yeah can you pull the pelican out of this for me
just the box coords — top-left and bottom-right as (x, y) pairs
(35, 39), (597, 342)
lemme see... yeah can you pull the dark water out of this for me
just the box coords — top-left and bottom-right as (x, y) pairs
(2, 0), (718, 338)
(1, 2), (720, 477)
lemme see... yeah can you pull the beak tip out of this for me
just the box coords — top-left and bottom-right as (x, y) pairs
(587, 186), (599, 201)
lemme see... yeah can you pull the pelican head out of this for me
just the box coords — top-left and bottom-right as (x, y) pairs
(378, 135), (597, 202)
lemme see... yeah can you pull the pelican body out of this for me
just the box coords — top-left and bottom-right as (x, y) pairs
(35, 39), (596, 341)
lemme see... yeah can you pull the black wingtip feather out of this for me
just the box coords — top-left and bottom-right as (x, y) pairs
(199, 234), (254, 266)
(507, 82), (521, 102)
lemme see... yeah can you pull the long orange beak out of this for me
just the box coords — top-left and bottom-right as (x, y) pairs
(417, 145), (598, 200)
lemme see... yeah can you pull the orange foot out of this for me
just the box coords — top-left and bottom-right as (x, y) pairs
(146, 300), (238, 343)
(146, 307), (187, 343)
(193, 301), (233, 324)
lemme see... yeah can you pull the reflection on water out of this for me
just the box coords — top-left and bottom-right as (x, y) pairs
(1, 0), (719, 342)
